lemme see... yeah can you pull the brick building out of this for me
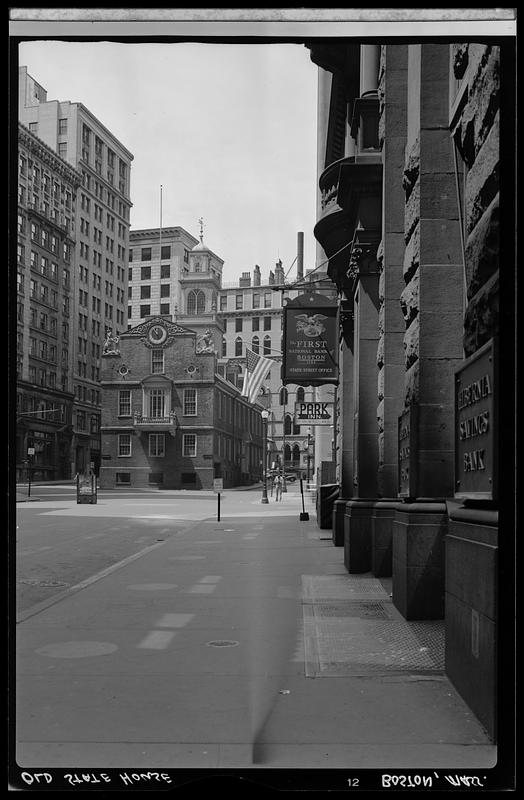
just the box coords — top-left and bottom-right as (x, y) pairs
(99, 314), (264, 490)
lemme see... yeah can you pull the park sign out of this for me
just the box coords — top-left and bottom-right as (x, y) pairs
(282, 291), (338, 387)
(295, 401), (334, 426)
(454, 338), (498, 501)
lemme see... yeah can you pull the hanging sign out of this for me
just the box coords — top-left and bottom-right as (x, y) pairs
(282, 292), (338, 386)
(295, 401), (334, 426)
(454, 339), (497, 501)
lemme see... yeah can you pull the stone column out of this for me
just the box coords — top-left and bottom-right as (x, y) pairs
(344, 260), (380, 573)
(372, 45), (409, 577)
(393, 43), (464, 619)
(332, 323), (354, 546)
(360, 44), (380, 96)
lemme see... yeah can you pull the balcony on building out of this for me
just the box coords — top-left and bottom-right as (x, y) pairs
(133, 410), (178, 434)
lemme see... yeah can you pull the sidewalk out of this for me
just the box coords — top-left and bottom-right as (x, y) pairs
(15, 494), (496, 773)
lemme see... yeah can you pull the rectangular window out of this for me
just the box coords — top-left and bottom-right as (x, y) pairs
(161, 264), (170, 279)
(140, 304), (151, 318)
(118, 389), (131, 416)
(149, 388), (166, 417)
(252, 293), (260, 308)
(264, 316), (271, 331)
(264, 292), (272, 307)
(236, 294), (243, 310)
(183, 388), (197, 416)
(160, 283), (170, 297)
(141, 266), (151, 280)
(141, 247), (152, 261)
(183, 433), (197, 457)
(252, 317), (260, 331)
(235, 318), (243, 332)
(118, 434), (132, 457)
(58, 143), (67, 159)
(116, 472), (131, 485)
(148, 434), (165, 457)
(220, 295), (227, 311)
(160, 303), (170, 315)
(161, 245), (171, 260)
(151, 349), (164, 374)
(140, 285), (151, 299)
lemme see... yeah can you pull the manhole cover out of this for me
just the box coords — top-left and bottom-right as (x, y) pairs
(206, 640), (239, 648)
(20, 579), (69, 587)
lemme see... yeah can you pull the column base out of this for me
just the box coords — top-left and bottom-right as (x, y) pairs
(446, 503), (498, 740)
(332, 499), (347, 546)
(371, 500), (399, 577)
(392, 501), (447, 620)
(343, 500), (376, 573)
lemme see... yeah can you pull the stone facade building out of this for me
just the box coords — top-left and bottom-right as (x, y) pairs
(19, 66), (134, 476)
(308, 41), (513, 740)
(16, 123), (82, 481)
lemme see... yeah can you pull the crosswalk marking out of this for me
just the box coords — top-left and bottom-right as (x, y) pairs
(137, 630), (177, 649)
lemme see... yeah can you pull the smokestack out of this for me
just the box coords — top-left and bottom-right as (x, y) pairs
(297, 232), (304, 280)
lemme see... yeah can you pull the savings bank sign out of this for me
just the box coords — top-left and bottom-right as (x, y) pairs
(282, 292), (338, 387)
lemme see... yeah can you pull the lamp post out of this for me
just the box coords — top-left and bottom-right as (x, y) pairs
(305, 429), (312, 484)
(261, 409), (269, 503)
(280, 385), (288, 493)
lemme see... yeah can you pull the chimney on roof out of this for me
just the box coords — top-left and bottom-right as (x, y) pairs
(253, 264), (261, 286)
(274, 259), (285, 285)
(239, 271), (251, 288)
(297, 232), (304, 280)
(268, 270), (275, 285)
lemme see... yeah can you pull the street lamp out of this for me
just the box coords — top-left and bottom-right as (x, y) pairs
(279, 385), (288, 493)
(261, 409), (270, 504)
(304, 429), (312, 484)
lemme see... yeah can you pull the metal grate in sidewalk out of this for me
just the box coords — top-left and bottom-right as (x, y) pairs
(302, 575), (444, 677)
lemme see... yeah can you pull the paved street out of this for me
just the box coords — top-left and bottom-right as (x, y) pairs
(14, 484), (496, 777)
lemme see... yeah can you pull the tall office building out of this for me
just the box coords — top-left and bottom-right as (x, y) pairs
(16, 123), (81, 481)
(219, 260), (316, 476)
(128, 226), (199, 326)
(19, 67), (134, 474)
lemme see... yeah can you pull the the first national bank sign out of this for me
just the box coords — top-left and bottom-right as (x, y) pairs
(282, 291), (338, 387)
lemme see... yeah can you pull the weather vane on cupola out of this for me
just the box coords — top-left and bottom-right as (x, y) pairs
(198, 216), (205, 245)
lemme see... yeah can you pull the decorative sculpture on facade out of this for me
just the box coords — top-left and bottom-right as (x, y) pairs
(196, 329), (216, 353)
(102, 328), (120, 355)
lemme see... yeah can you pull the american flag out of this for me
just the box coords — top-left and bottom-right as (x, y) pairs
(241, 348), (273, 404)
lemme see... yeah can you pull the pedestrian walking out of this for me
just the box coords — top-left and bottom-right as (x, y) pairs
(274, 474), (283, 502)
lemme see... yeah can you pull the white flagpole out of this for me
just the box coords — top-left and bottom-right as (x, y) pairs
(159, 185), (163, 262)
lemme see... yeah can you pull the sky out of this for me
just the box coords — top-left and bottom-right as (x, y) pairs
(18, 38), (319, 286)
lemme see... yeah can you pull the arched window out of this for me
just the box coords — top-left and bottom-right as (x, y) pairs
(196, 290), (205, 314)
(284, 443), (291, 464)
(235, 337), (243, 357)
(252, 335), (259, 354)
(292, 444), (301, 463)
(284, 414), (292, 436)
(187, 289), (205, 315)
(296, 387), (305, 403)
(279, 387), (288, 406)
(263, 335), (271, 355)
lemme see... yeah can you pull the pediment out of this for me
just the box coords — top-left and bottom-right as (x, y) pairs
(123, 316), (196, 349)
